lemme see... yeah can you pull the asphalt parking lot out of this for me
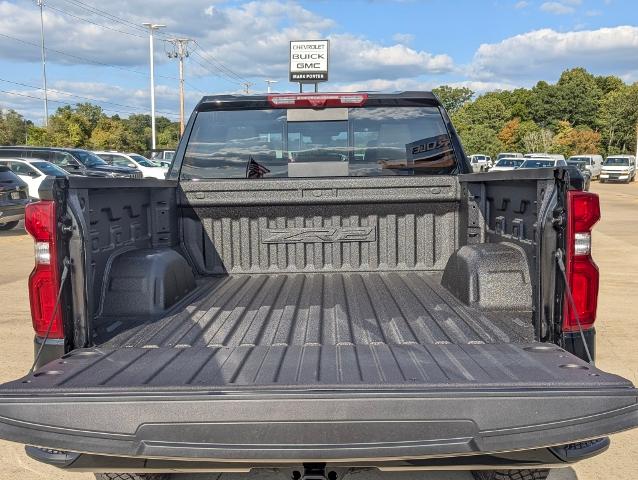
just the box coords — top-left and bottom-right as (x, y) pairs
(0, 180), (637, 480)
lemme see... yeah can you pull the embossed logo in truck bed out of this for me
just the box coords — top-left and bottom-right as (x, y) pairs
(262, 226), (376, 244)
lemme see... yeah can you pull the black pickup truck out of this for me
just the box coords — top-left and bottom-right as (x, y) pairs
(0, 92), (636, 480)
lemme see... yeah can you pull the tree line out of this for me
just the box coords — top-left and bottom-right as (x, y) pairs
(0, 67), (636, 159)
(434, 67), (638, 159)
(0, 103), (179, 154)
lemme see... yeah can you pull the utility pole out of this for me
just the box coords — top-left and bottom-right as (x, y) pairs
(265, 79), (278, 93)
(142, 22), (166, 151)
(242, 81), (254, 95)
(36, 0), (48, 127)
(166, 38), (193, 135)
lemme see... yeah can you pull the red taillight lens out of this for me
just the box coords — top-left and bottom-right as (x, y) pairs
(25, 201), (64, 339)
(564, 191), (600, 333)
(267, 93), (368, 108)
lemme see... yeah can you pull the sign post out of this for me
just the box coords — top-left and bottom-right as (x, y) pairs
(289, 40), (329, 92)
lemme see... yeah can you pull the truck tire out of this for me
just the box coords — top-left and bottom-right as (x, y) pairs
(471, 469), (550, 480)
(0, 221), (19, 230)
(95, 475), (170, 480)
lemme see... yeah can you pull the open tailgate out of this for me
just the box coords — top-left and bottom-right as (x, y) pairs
(0, 343), (636, 461)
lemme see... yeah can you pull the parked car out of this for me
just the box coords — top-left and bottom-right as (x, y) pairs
(600, 155), (636, 183)
(519, 158), (568, 169)
(0, 165), (29, 230)
(524, 153), (566, 161)
(0, 158), (68, 198)
(0, 147), (143, 178)
(568, 154), (603, 180)
(496, 152), (523, 160)
(490, 157), (525, 171)
(94, 151), (168, 179)
(151, 149), (175, 167)
(468, 154), (492, 172)
(567, 159), (592, 191)
(0, 92), (636, 480)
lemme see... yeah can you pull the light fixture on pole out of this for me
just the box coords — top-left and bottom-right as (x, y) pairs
(35, 0), (48, 127)
(142, 22), (166, 151)
(265, 79), (278, 93)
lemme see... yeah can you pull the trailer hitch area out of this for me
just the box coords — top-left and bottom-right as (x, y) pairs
(293, 464), (336, 480)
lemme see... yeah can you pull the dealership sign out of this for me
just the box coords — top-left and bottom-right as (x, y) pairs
(289, 40), (329, 83)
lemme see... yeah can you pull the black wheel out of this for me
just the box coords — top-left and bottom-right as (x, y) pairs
(471, 470), (550, 480)
(95, 475), (170, 480)
(0, 221), (19, 230)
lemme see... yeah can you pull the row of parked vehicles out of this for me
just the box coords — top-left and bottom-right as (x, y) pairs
(470, 152), (637, 185)
(0, 146), (170, 230)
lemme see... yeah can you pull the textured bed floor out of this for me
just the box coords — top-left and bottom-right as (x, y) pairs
(97, 271), (533, 349)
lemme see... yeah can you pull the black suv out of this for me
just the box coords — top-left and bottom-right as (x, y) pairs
(0, 147), (142, 178)
(0, 165), (29, 230)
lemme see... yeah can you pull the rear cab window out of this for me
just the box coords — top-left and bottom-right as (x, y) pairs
(180, 94), (461, 179)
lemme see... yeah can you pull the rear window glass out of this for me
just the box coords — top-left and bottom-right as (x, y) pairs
(495, 159), (524, 167)
(181, 107), (457, 179)
(569, 156), (592, 165)
(520, 160), (554, 168)
(604, 157), (630, 166)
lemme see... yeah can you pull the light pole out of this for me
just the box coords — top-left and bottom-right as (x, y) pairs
(36, 0), (48, 127)
(265, 79), (278, 93)
(142, 22), (166, 151)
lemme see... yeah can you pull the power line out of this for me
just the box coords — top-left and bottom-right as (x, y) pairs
(0, 87), (177, 118)
(0, 77), (179, 117)
(46, 4), (148, 39)
(191, 40), (248, 82)
(33, 2), (240, 92)
(0, 32), (200, 87)
(56, 0), (154, 36)
(189, 56), (242, 86)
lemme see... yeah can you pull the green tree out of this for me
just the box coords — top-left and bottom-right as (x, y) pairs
(554, 68), (602, 129)
(458, 125), (504, 159)
(0, 109), (28, 145)
(594, 75), (625, 95)
(453, 94), (510, 134)
(89, 117), (131, 150)
(597, 84), (638, 155)
(432, 85), (474, 114)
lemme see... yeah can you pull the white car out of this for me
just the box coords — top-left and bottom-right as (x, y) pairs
(94, 151), (168, 179)
(490, 158), (525, 171)
(0, 158), (67, 198)
(600, 155), (636, 183)
(468, 154), (492, 172)
(568, 154), (603, 180)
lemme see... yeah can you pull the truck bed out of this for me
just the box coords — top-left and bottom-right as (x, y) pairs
(86, 271), (534, 388)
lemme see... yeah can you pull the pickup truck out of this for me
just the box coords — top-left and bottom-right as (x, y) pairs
(0, 92), (637, 480)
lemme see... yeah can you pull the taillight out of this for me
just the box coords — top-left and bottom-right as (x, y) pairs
(564, 191), (600, 332)
(24, 200), (64, 339)
(267, 93), (368, 108)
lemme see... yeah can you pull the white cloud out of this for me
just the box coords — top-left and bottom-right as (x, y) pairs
(331, 78), (517, 95)
(540, 2), (575, 14)
(0, 0), (452, 83)
(392, 33), (415, 44)
(515, 1), (530, 9)
(469, 26), (638, 82)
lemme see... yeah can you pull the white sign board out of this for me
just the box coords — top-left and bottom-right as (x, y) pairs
(289, 40), (329, 83)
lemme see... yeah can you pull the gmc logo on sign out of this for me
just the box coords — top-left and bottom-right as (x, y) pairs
(262, 226), (376, 244)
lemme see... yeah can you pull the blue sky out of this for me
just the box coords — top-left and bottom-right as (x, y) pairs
(0, 0), (636, 124)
